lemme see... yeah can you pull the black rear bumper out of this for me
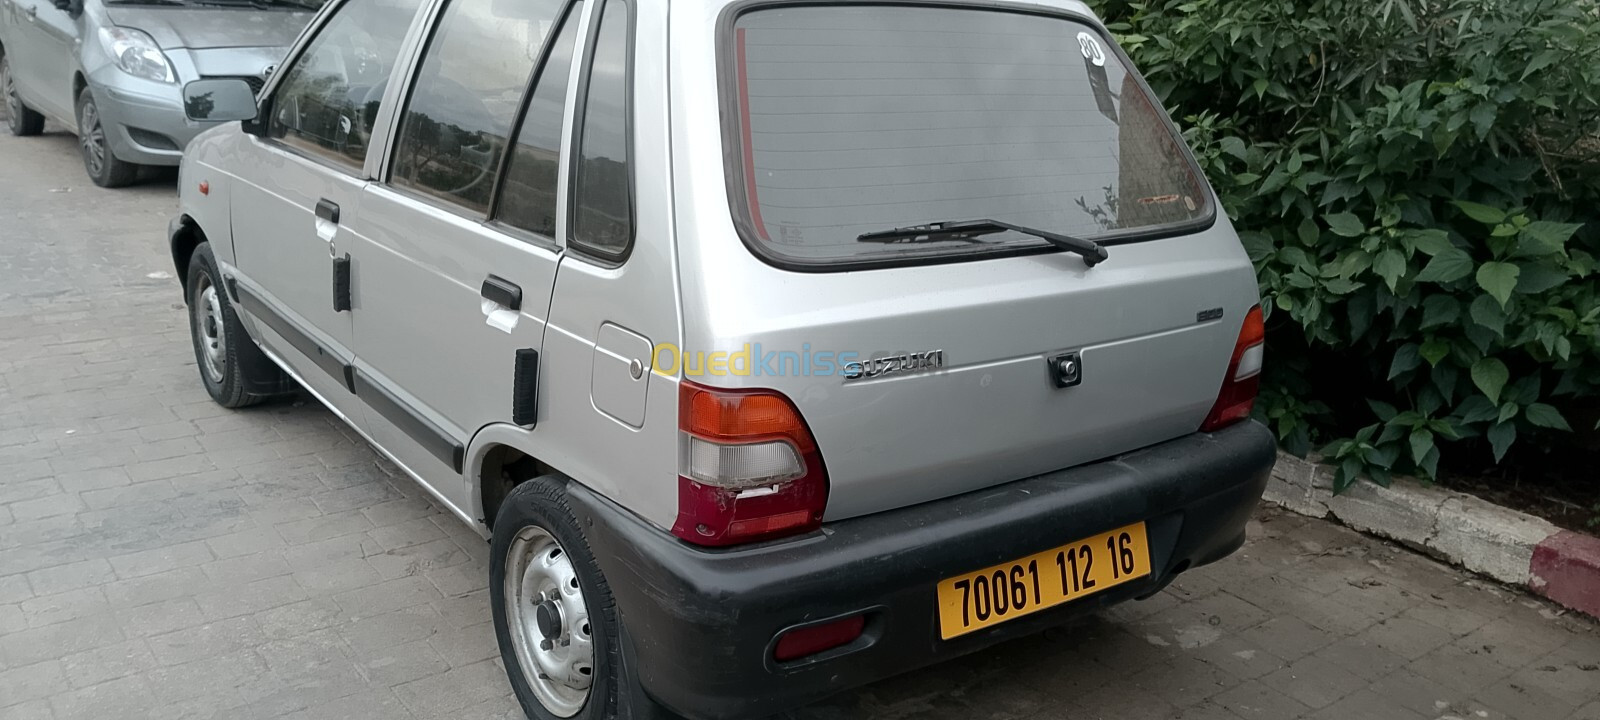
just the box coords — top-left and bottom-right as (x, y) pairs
(567, 421), (1277, 720)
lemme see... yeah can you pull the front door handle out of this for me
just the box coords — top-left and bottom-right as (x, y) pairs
(481, 275), (522, 311)
(314, 198), (339, 251)
(315, 199), (340, 223)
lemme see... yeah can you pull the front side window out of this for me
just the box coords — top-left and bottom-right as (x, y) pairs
(390, 0), (565, 214)
(727, 5), (1213, 266)
(268, 0), (424, 169)
(568, 0), (632, 259)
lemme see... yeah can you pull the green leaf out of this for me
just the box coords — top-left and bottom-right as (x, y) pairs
(1455, 396), (1498, 424)
(1409, 230), (1453, 256)
(1219, 136), (1248, 160)
(1469, 103), (1497, 138)
(1517, 221), (1581, 257)
(1525, 403), (1572, 431)
(1368, 442), (1401, 470)
(1409, 428), (1434, 465)
(1389, 343), (1421, 380)
(1419, 296), (1459, 329)
(1334, 456), (1362, 494)
(1326, 213), (1366, 238)
(1418, 446), (1440, 479)
(1239, 231), (1275, 263)
(1498, 403), (1519, 424)
(1476, 262), (1521, 308)
(1469, 295), (1506, 336)
(1374, 249), (1407, 291)
(1415, 248), (1474, 283)
(1421, 337), (1451, 366)
(1487, 421), (1516, 463)
(1523, 49), (1560, 80)
(1515, 262), (1570, 294)
(1252, 77), (1269, 99)
(1367, 399), (1398, 422)
(1452, 200), (1507, 225)
(1322, 278), (1363, 295)
(1472, 357), (1510, 404)
(1234, 172), (1263, 185)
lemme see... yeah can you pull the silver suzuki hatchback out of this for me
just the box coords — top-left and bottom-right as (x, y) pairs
(169, 0), (1277, 716)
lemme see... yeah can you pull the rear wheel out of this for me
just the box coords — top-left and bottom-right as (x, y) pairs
(75, 88), (138, 188)
(1, 55), (45, 137)
(491, 477), (673, 720)
(186, 242), (289, 408)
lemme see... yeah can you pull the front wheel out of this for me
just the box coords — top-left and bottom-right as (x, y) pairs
(2, 55), (45, 136)
(76, 88), (138, 188)
(491, 477), (672, 720)
(185, 242), (289, 407)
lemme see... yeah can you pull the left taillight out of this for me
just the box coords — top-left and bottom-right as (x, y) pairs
(672, 380), (828, 546)
(1200, 305), (1265, 432)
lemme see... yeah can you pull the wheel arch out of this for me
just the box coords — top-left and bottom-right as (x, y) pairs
(466, 426), (564, 535)
(170, 214), (207, 303)
(72, 71), (87, 101)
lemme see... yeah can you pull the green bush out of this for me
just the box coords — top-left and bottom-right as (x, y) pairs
(1087, 0), (1600, 489)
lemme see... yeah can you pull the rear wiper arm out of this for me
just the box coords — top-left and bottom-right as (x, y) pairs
(857, 219), (1108, 267)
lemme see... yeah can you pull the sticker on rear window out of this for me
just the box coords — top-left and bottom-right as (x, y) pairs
(1078, 32), (1106, 67)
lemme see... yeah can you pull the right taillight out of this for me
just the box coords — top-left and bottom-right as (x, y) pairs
(1200, 305), (1265, 432)
(672, 380), (829, 546)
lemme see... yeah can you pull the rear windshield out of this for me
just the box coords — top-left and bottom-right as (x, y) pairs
(724, 5), (1213, 267)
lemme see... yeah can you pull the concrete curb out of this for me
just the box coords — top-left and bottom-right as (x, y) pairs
(1264, 451), (1600, 619)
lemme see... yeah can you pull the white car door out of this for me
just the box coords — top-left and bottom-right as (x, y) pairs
(226, 0), (424, 424)
(345, 0), (584, 516)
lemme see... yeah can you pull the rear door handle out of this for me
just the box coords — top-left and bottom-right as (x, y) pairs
(481, 275), (521, 311)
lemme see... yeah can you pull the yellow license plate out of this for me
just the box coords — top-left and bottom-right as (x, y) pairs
(936, 522), (1151, 639)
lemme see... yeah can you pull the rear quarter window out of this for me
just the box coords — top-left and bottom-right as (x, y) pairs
(722, 4), (1214, 269)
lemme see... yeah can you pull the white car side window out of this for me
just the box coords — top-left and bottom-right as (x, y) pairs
(268, 0), (425, 169)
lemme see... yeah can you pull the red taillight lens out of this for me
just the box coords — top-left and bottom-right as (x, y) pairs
(1200, 305), (1265, 432)
(773, 615), (865, 662)
(672, 381), (828, 546)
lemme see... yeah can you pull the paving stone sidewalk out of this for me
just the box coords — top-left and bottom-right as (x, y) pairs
(1, 124), (1598, 720)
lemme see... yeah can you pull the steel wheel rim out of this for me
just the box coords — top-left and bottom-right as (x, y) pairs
(3, 60), (20, 126)
(504, 525), (594, 717)
(79, 99), (105, 176)
(194, 276), (227, 383)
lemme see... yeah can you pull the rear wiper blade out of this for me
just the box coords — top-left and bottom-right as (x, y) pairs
(857, 218), (1108, 267)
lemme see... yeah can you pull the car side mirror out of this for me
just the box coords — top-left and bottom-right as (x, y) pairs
(183, 78), (259, 123)
(51, 0), (81, 14)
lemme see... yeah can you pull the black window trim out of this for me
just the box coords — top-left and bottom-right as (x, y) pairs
(253, 0), (415, 179)
(484, 0), (586, 244)
(714, 0), (1220, 274)
(381, 0), (577, 222)
(563, 0), (637, 266)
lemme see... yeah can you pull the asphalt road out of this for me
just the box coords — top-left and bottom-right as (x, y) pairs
(1, 120), (1598, 720)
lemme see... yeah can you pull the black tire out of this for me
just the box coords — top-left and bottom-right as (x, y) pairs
(2, 54), (45, 137)
(491, 477), (673, 720)
(185, 242), (289, 408)
(75, 87), (139, 188)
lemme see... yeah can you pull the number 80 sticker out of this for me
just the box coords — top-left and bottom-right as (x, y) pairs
(1077, 31), (1106, 67)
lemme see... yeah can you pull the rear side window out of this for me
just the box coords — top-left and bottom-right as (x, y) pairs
(726, 5), (1213, 267)
(568, 0), (632, 260)
(496, 0), (584, 238)
(390, 0), (566, 214)
(268, 0), (424, 169)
